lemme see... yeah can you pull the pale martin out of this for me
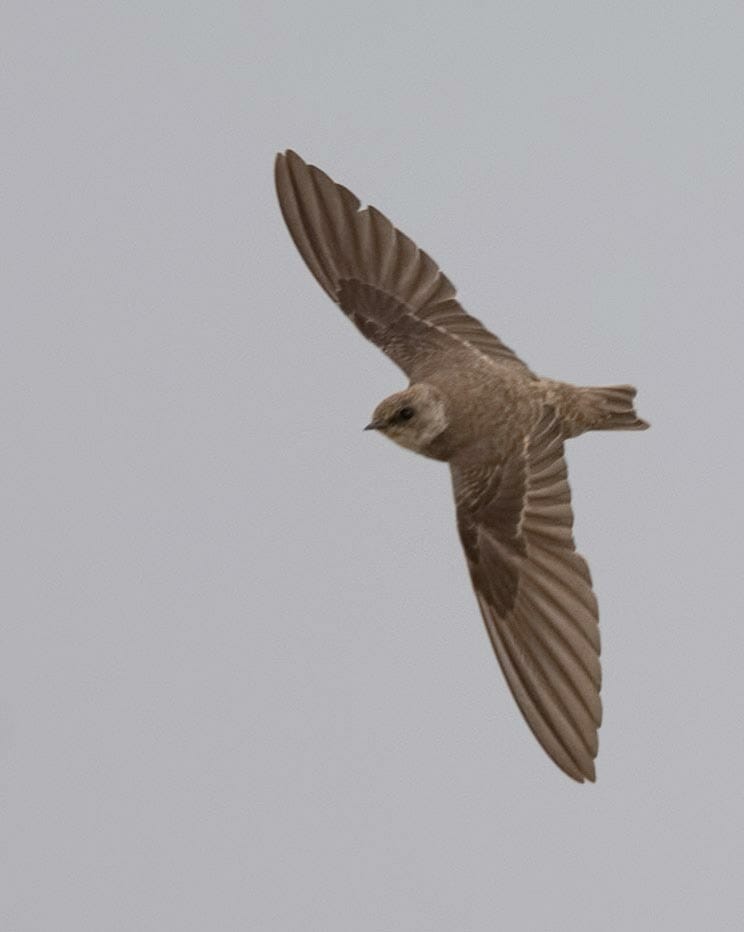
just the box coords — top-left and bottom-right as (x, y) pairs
(275, 150), (648, 782)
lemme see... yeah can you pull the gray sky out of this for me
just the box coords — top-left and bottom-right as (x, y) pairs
(3, 1), (743, 929)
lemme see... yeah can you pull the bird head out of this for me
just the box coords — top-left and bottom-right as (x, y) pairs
(364, 383), (449, 454)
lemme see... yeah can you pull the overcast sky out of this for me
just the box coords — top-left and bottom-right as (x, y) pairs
(3, 2), (743, 929)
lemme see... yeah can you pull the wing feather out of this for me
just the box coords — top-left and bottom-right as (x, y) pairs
(452, 408), (602, 782)
(275, 150), (533, 380)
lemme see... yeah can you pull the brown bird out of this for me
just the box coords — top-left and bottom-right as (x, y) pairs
(274, 150), (648, 783)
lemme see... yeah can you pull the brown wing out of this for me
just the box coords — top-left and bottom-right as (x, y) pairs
(275, 150), (533, 381)
(452, 408), (602, 782)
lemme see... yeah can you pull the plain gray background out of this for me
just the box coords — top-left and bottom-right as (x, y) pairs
(3, 1), (743, 929)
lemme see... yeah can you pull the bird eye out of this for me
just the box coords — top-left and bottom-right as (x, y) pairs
(398, 407), (415, 421)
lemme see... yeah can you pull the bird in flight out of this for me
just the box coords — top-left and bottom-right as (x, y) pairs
(274, 150), (648, 783)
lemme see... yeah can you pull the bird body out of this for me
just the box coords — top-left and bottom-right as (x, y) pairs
(275, 149), (648, 782)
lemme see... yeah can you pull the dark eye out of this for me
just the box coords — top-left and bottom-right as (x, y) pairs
(398, 407), (415, 421)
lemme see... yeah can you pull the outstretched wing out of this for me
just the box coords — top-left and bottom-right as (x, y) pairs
(275, 150), (533, 381)
(452, 409), (602, 782)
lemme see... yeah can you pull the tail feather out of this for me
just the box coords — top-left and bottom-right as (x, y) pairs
(582, 384), (650, 432)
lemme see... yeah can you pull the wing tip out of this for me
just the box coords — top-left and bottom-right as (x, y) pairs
(551, 748), (596, 783)
(565, 758), (597, 784)
(274, 149), (306, 183)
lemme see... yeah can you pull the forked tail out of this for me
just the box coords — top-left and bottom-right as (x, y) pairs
(581, 384), (650, 431)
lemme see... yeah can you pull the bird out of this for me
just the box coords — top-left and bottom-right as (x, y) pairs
(274, 149), (648, 783)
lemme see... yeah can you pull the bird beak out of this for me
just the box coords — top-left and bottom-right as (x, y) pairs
(364, 420), (384, 431)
